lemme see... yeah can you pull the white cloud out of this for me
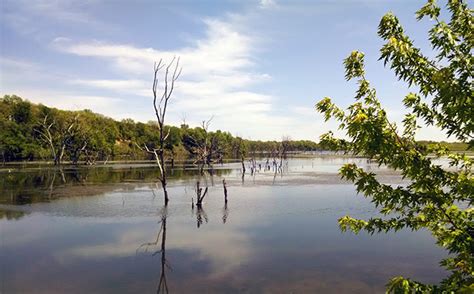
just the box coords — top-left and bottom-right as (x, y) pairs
(61, 224), (253, 275)
(260, 0), (277, 9)
(52, 19), (255, 78)
(70, 79), (150, 97)
(2, 0), (326, 140)
(49, 16), (298, 139)
(2, 0), (103, 36)
(0, 87), (124, 118)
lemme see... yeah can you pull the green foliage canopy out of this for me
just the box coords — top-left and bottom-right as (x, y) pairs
(316, 0), (473, 292)
(0, 95), (320, 164)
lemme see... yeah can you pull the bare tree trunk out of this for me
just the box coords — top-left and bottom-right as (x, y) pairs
(158, 149), (169, 205)
(195, 181), (208, 207)
(36, 114), (80, 166)
(139, 58), (181, 206)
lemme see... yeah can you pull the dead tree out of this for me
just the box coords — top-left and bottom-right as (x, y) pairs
(139, 57), (182, 205)
(36, 116), (57, 164)
(195, 181), (208, 207)
(184, 117), (219, 174)
(36, 114), (80, 166)
(69, 141), (88, 165)
(277, 136), (290, 173)
(198, 118), (213, 173)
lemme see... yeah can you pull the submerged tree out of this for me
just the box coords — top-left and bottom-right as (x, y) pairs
(140, 58), (182, 205)
(182, 117), (225, 174)
(316, 0), (473, 292)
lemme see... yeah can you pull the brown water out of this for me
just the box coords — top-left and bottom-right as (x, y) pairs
(0, 157), (447, 293)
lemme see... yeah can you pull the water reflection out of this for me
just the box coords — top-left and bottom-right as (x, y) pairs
(137, 207), (170, 293)
(0, 208), (28, 220)
(0, 165), (232, 205)
(157, 213), (169, 294)
(222, 203), (229, 224)
(0, 158), (450, 293)
(194, 206), (209, 228)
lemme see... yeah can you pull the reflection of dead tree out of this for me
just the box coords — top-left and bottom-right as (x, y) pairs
(44, 168), (67, 200)
(150, 183), (160, 201)
(137, 207), (170, 293)
(138, 57), (182, 206)
(58, 168), (66, 184)
(222, 203), (229, 224)
(47, 169), (56, 200)
(157, 214), (169, 294)
(190, 182), (209, 228)
(196, 206), (208, 228)
(249, 158), (259, 176)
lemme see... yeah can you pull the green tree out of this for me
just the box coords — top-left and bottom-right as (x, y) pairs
(35, 110), (81, 165)
(316, 0), (473, 292)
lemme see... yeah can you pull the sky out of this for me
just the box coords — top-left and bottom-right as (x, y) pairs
(0, 0), (456, 141)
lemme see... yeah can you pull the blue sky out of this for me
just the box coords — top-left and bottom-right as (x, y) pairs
(0, 0), (452, 141)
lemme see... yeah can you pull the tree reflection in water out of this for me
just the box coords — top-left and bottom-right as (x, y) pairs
(137, 206), (170, 293)
(222, 203), (229, 224)
(194, 206), (208, 228)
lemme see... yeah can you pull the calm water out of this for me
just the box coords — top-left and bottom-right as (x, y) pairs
(0, 157), (447, 293)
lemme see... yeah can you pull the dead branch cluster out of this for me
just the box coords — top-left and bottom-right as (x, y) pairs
(35, 114), (81, 165)
(240, 137), (290, 178)
(184, 116), (224, 174)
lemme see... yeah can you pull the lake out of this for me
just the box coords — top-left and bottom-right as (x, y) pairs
(0, 157), (447, 293)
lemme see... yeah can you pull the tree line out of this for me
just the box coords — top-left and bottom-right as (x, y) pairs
(0, 95), (320, 165)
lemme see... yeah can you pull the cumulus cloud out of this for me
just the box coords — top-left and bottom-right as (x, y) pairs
(1, 0), (324, 140)
(52, 18), (255, 77)
(51, 17), (291, 139)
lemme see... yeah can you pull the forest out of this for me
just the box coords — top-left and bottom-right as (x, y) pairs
(0, 94), (320, 165)
(1, 0), (473, 292)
